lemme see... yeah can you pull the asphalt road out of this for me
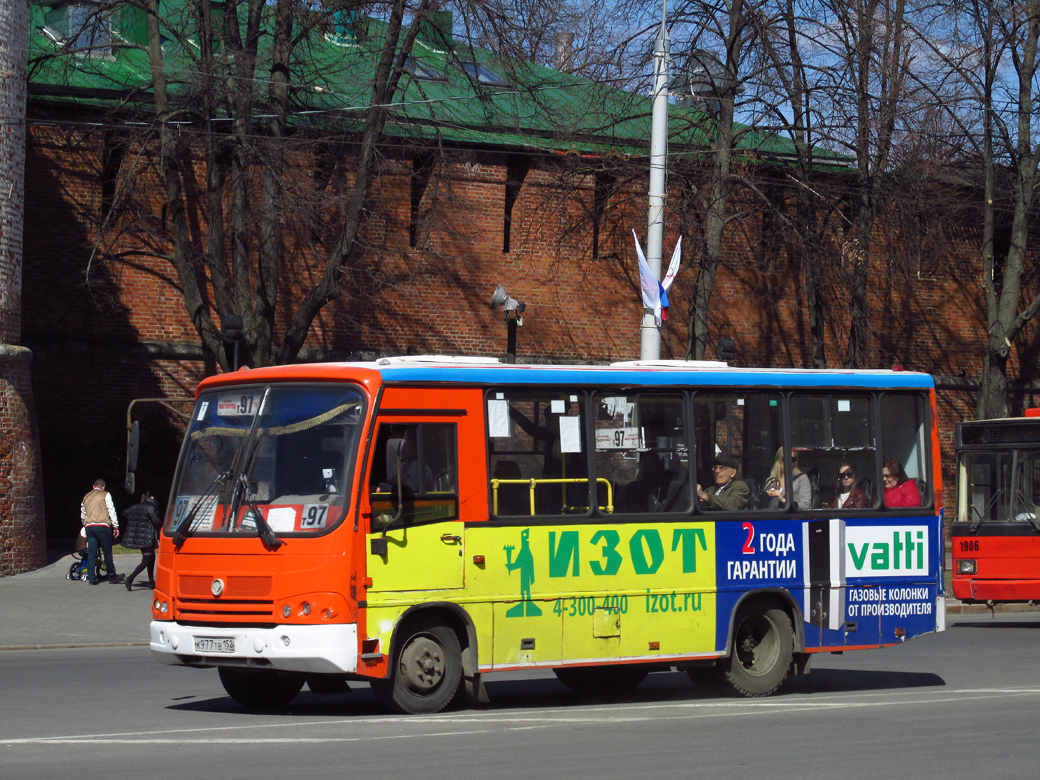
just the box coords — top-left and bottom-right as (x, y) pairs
(2, 612), (1038, 780)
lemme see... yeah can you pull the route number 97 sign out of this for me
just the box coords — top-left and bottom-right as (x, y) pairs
(217, 393), (261, 417)
(595, 427), (643, 450)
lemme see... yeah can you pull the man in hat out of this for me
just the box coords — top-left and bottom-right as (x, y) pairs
(697, 455), (749, 511)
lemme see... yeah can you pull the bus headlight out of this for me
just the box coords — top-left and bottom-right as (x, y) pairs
(956, 559), (977, 574)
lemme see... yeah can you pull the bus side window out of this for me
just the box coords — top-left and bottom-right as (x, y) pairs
(369, 422), (458, 528)
(790, 394), (877, 510)
(692, 391), (782, 513)
(880, 393), (931, 509)
(593, 393), (688, 515)
(487, 391), (590, 517)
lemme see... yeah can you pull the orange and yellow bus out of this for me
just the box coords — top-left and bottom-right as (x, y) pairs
(148, 356), (945, 713)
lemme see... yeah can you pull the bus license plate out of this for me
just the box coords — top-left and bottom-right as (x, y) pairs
(194, 636), (235, 654)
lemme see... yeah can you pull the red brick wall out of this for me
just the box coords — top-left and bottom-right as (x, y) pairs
(20, 115), (1040, 544)
(1, 0), (47, 575)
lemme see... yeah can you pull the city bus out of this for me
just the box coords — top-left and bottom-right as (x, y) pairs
(147, 356), (945, 713)
(952, 409), (1040, 605)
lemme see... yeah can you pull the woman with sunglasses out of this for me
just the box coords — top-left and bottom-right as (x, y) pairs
(827, 463), (867, 509)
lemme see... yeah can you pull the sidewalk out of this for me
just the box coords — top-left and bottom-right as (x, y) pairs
(0, 553), (153, 650)
(0, 552), (1036, 650)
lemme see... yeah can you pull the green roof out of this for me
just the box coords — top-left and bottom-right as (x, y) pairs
(28, 2), (849, 166)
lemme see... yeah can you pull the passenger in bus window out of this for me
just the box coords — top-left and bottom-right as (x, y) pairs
(763, 448), (811, 510)
(697, 455), (749, 510)
(883, 459), (921, 508)
(827, 463), (867, 509)
(187, 435), (228, 489)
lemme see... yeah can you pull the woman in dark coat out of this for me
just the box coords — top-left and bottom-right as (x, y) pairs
(122, 491), (162, 590)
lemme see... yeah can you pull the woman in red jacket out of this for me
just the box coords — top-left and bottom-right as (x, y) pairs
(883, 459), (921, 507)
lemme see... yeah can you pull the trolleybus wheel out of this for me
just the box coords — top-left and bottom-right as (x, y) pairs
(217, 667), (304, 709)
(719, 604), (794, 697)
(553, 665), (648, 694)
(372, 615), (461, 714)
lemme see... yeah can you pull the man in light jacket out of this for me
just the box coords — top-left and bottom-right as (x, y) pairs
(81, 479), (124, 585)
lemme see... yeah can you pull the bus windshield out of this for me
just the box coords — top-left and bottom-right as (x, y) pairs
(959, 449), (1040, 529)
(166, 384), (366, 538)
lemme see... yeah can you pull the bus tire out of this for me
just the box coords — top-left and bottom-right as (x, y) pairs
(372, 615), (462, 714)
(720, 604), (794, 697)
(553, 665), (648, 694)
(218, 667), (304, 709)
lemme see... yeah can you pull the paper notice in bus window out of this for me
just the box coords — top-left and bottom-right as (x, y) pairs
(196, 401), (209, 421)
(837, 399), (851, 412)
(559, 416), (582, 453)
(487, 400), (510, 437)
(267, 507), (297, 533)
(551, 399), (565, 414)
(173, 495), (219, 533)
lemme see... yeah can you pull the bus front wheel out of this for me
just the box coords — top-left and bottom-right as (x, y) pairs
(218, 667), (304, 709)
(372, 616), (462, 714)
(720, 604), (794, 697)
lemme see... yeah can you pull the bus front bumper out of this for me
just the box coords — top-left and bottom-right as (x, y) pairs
(953, 578), (1040, 603)
(150, 621), (358, 674)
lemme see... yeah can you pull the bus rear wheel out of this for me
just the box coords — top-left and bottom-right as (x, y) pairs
(720, 605), (794, 697)
(553, 665), (648, 694)
(372, 616), (462, 714)
(218, 667), (305, 709)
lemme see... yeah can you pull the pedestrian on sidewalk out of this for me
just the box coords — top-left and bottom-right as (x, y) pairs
(122, 490), (162, 590)
(81, 478), (124, 585)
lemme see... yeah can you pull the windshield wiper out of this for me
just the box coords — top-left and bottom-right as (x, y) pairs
(969, 488), (1003, 533)
(172, 469), (231, 546)
(224, 389), (282, 550)
(227, 431), (283, 550)
(1012, 489), (1040, 532)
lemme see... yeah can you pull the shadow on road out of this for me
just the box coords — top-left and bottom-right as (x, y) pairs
(162, 666), (947, 717)
(950, 620), (1040, 630)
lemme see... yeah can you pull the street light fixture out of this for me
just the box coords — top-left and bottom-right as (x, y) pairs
(490, 285), (526, 364)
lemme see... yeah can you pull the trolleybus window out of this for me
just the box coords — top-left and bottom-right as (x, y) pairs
(959, 449), (1040, 525)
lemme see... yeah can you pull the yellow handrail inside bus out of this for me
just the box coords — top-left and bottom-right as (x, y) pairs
(491, 477), (614, 515)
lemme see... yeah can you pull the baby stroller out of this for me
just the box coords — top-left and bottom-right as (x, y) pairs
(65, 532), (108, 582)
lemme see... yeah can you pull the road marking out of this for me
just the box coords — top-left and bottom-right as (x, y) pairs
(5, 687), (1039, 746)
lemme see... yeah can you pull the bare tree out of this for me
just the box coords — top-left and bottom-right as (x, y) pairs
(753, 0), (838, 367)
(30, 0), (653, 370)
(658, 0), (768, 360)
(914, 0), (1040, 418)
(820, 0), (914, 367)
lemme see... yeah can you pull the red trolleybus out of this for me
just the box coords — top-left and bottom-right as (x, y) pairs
(952, 410), (1040, 605)
(148, 357), (945, 713)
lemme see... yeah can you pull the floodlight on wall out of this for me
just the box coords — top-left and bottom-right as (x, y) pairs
(490, 284), (526, 363)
